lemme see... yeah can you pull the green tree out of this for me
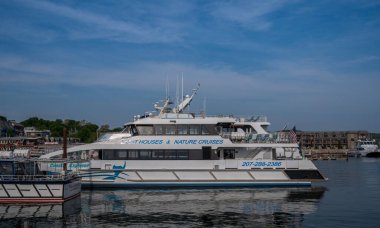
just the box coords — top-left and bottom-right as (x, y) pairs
(99, 124), (110, 133)
(111, 127), (123, 132)
(6, 128), (14, 137)
(21, 117), (99, 143)
(77, 124), (98, 143)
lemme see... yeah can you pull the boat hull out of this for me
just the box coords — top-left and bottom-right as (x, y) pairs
(80, 168), (324, 189)
(365, 152), (380, 157)
(82, 181), (312, 188)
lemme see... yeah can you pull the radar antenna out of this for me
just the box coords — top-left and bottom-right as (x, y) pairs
(173, 83), (200, 113)
(154, 97), (173, 115)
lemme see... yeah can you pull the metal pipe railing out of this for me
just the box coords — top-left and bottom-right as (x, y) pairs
(0, 174), (76, 181)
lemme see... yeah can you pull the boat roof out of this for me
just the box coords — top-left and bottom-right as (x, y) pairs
(125, 83), (269, 126)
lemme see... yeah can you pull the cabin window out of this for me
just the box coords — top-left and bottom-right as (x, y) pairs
(96, 149), (191, 160)
(152, 150), (165, 159)
(224, 149), (235, 159)
(139, 150), (151, 160)
(201, 125), (217, 135)
(130, 126), (138, 135)
(165, 125), (176, 135)
(202, 147), (212, 159)
(116, 150), (128, 159)
(165, 151), (177, 159)
(121, 126), (132, 134)
(177, 125), (188, 135)
(102, 150), (115, 160)
(222, 127), (231, 133)
(215, 126), (222, 134)
(177, 150), (189, 160)
(136, 125), (154, 135)
(155, 125), (164, 135)
(189, 125), (200, 135)
(201, 125), (209, 135)
(128, 150), (139, 160)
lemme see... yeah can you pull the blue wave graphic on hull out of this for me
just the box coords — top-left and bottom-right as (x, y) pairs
(79, 162), (128, 181)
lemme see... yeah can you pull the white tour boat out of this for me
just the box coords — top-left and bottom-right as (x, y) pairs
(356, 139), (380, 157)
(40, 84), (326, 188)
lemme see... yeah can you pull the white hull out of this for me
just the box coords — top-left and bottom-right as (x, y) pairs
(39, 159), (325, 188)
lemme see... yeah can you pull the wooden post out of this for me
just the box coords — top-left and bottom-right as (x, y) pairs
(63, 128), (67, 172)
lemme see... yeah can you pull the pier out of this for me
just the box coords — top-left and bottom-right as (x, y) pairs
(303, 149), (349, 160)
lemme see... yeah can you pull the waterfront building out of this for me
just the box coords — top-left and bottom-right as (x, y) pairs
(24, 127), (51, 139)
(296, 131), (370, 151)
(0, 137), (43, 151)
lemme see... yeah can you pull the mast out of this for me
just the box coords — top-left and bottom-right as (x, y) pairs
(176, 76), (179, 109)
(203, 97), (207, 116)
(63, 128), (67, 172)
(181, 73), (184, 103)
(166, 75), (169, 100)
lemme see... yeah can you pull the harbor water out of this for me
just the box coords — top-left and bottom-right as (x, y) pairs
(1, 158), (380, 227)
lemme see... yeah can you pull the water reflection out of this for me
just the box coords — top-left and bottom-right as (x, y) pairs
(80, 187), (326, 227)
(0, 188), (325, 227)
(0, 196), (81, 227)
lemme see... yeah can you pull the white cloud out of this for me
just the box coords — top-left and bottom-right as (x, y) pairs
(0, 55), (252, 92)
(0, 19), (58, 43)
(12, 0), (188, 43)
(345, 55), (380, 65)
(210, 0), (293, 31)
(0, 54), (342, 100)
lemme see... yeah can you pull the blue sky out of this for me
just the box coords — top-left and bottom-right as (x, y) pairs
(1, 0), (380, 132)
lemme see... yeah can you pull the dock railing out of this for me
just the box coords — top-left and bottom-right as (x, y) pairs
(0, 174), (77, 182)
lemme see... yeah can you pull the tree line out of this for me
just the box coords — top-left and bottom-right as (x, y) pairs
(2, 116), (122, 143)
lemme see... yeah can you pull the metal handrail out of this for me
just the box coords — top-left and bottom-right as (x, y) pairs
(0, 174), (76, 181)
(225, 132), (297, 144)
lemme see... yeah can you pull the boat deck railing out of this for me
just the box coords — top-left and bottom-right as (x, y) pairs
(177, 114), (269, 122)
(223, 132), (297, 144)
(0, 174), (77, 182)
(234, 115), (268, 122)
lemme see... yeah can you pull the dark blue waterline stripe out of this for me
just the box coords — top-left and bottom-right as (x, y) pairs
(82, 182), (311, 189)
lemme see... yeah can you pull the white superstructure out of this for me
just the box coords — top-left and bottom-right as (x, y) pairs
(40, 84), (326, 188)
(356, 139), (379, 157)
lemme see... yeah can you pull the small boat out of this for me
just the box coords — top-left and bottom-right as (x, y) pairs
(0, 158), (81, 204)
(355, 139), (380, 157)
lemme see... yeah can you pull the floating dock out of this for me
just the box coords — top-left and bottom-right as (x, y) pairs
(303, 149), (349, 160)
(0, 174), (81, 204)
(0, 159), (81, 204)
